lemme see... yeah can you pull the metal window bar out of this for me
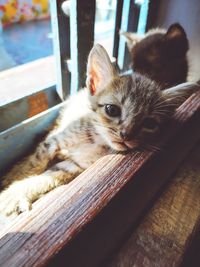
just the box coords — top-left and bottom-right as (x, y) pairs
(70, 0), (96, 94)
(51, 0), (149, 99)
(50, 0), (96, 98)
(117, 0), (149, 71)
(50, 0), (71, 100)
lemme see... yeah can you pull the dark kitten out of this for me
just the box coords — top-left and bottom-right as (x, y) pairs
(121, 23), (189, 88)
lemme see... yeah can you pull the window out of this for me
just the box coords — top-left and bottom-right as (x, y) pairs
(0, 1), (199, 266)
(0, 0), (55, 105)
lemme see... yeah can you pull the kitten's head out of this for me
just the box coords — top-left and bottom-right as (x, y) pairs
(122, 23), (189, 88)
(86, 44), (198, 152)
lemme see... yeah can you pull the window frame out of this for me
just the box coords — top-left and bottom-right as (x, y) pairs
(0, 1), (199, 266)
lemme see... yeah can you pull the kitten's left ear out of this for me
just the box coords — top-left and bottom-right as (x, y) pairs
(120, 31), (143, 51)
(162, 82), (200, 108)
(86, 44), (117, 95)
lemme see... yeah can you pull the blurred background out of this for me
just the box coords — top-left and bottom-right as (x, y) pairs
(1, 0), (199, 105)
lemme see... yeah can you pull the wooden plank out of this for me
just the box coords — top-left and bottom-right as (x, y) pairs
(0, 103), (64, 175)
(70, 0), (95, 94)
(0, 92), (199, 267)
(50, 0), (71, 99)
(180, 214), (200, 267)
(0, 86), (61, 132)
(107, 142), (200, 267)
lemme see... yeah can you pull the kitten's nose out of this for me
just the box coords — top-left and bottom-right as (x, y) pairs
(120, 130), (131, 141)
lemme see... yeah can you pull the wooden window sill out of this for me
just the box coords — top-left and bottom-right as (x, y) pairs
(0, 56), (56, 106)
(0, 92), (199, 267)
(107, 139), (200, 267)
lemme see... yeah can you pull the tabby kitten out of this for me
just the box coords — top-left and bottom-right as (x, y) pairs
(121, 23), (189, 88)
(0, 44), (198, 216)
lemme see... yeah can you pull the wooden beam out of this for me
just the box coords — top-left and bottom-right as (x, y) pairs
(0, 92), (199, 267)
(107, 142), (200, 267)
(180, 214), (200, 267)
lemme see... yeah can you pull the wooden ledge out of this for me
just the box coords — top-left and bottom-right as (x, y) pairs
(0, 92), (199, 267)
(0, 56), (56, 106)
(107, 139), (200, 267)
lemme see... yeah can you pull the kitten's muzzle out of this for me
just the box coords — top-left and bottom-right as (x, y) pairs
(112, 138), (138, 151)
(120, 130), (132, 141)
(111, 130), (138, 151)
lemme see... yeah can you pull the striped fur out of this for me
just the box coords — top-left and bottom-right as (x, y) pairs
(0, 44), (198, 216)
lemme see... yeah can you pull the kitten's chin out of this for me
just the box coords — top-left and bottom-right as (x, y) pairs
(111, 141), (138, 152)
(111, 141), (129, 151)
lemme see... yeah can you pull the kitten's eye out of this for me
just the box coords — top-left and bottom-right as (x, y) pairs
(142, 117), (158, 131)
(105, 104), (121, 117)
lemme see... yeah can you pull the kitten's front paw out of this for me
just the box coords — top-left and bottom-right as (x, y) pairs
(0, 188), (32, 216)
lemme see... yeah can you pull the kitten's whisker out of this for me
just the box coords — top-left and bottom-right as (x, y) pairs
(139, 143), (161, 153)
(93, 123), (118, 135)
(154, 109), (171, 113)
(154, 107), (177, 113)
(157, 103), (181, 107)
(154, 97), (186, 108)
(153, 111), (171, 117)
(147, 144), (161, 152)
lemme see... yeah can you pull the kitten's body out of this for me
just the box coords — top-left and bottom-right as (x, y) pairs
(122, 23), (189, 88)
(0, 45), (198, 216)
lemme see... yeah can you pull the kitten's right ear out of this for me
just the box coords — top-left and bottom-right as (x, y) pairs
(120, 31), (143, 51)
(165, 23), (187, 40)
(162, 82), (200, 108)
(86, 44), (117, 95)
(164, 23), (189, 54)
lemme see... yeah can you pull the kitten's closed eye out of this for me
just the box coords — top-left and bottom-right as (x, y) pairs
(142, 117), (159, 132)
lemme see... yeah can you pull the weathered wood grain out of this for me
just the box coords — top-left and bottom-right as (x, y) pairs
(0, 92), (199, 267)
(107, 143), (200, 267)
(180, 213), (200, 267)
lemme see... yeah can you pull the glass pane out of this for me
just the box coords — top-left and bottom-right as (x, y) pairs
(94, 0), (116, 57)
(0, 0), (55, 105)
